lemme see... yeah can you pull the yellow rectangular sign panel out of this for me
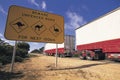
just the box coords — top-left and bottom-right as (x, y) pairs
(5, 5), (64, 43)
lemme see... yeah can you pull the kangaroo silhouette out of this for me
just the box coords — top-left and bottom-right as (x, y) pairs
(54, 26), (59, 32)
(13, 22), (25, 29)
(35, 25), (43, 31)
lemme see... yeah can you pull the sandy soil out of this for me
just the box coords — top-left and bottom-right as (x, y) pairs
(0, 53), (120, 80)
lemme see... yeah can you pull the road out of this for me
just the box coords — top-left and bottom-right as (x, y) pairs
(0, 54), (120, 80)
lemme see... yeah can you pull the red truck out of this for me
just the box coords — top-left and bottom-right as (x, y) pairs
(44, 35), (75, 57)
(75, 7), (120, 61)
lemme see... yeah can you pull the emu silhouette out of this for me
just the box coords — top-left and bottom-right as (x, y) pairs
(13, 22), (25, 29)
(54, 26), (59, 32)
(35, 25), (43, 31)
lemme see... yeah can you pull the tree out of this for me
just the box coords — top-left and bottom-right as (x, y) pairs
(0, 40), (30, 65)
(17, 42), (30, 51)
(16, 42), (30, 57)
(0, 39), (13, 64)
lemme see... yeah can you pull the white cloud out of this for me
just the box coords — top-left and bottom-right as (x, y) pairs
(0, 5), (7, 15)
(65, 11), (86, 29)
(0, 33), (15, 45)
(1, 38), (15, 45)
(29, 0), (39, 7)
(5, 40), (15, 45)
(41, 1), (47, 10)
(0, 33), (3, 37)
(28, 0), (47, 10)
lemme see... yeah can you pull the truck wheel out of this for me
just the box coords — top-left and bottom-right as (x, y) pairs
(86, 51), (94, 60)
(79, 55), (86, 60)
(60, 54), (65, 58)
(86, 56), (94, 60)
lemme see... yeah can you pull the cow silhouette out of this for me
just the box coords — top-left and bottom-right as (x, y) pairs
(13, 22), (25, 29)
(35, 25), (43, 31)
(54, 26), (59, 32)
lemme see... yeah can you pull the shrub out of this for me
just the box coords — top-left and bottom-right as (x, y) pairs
(73, 53), (79, 57)
(0, 56), (12, 65)
(15, 56), (24, 62)
(0, 41), (29, 65)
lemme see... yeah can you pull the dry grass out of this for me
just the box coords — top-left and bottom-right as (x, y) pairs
(0, 54), (120, 80)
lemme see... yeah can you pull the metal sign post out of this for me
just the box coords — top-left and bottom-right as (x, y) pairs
(55, 44), (58, 68)
(10, 41), (17, 72)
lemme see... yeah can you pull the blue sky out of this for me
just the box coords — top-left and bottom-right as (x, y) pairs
(0, 0), (120, 52)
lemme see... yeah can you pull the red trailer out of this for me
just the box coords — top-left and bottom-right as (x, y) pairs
(76, 7), (120, 61)
(44, 35), (75, 57)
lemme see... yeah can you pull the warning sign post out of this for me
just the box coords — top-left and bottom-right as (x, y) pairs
(5, 5), (64, 43)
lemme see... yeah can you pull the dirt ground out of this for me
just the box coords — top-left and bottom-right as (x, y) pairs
(0, 53), (120, 80)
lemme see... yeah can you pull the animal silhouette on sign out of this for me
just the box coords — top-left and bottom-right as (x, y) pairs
(35, 25), (43, 31)
(13, 22), (25, 29)
(54, 26), (59, 32)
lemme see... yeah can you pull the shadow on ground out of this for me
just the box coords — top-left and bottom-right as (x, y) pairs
(47, 62), (111, 71)
(0, 71), (24, 80)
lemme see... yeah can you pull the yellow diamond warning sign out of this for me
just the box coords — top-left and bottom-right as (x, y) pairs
(10, 17), (28, 33)
(4, 5), (64, 43)
(49, 24), (62, 37)
(31, 20), (46, 35)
